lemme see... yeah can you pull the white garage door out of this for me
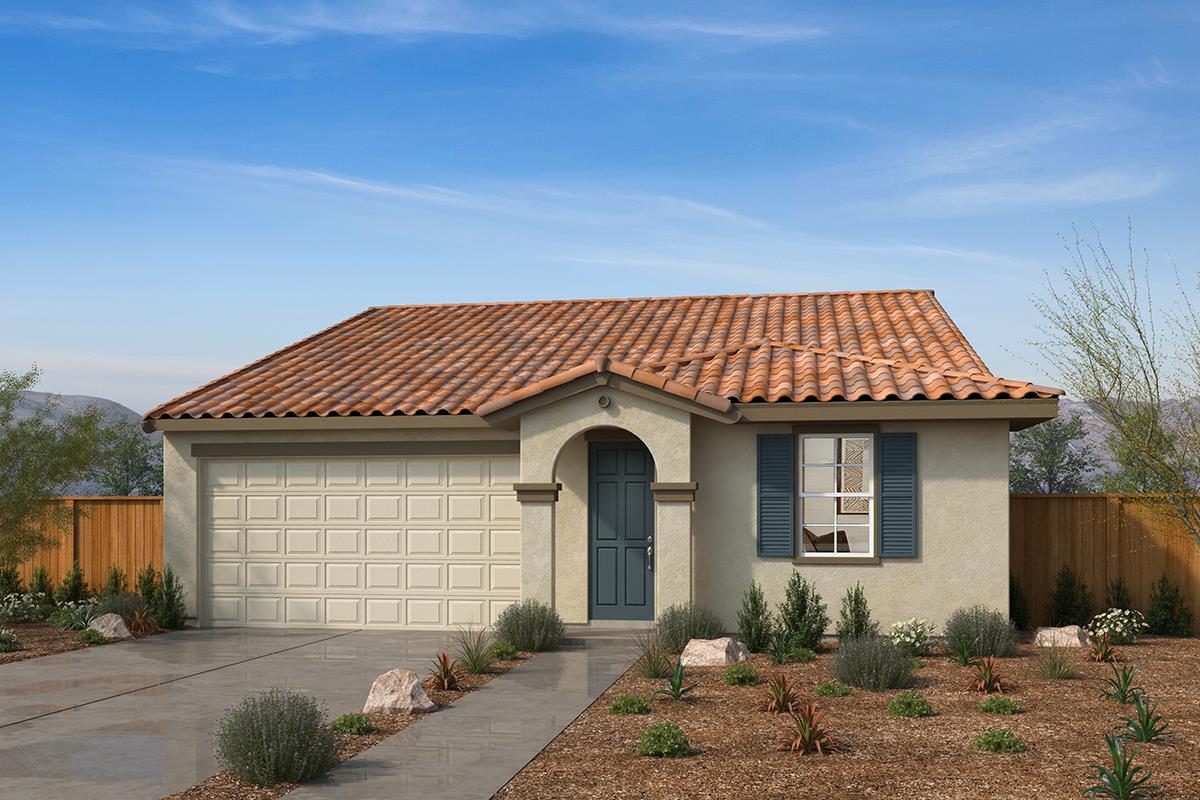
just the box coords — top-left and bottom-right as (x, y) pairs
(202, 455), (521, 628)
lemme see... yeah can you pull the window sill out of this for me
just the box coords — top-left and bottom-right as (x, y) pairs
(792, 555), (881, 565)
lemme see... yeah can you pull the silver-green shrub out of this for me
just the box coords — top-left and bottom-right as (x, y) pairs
(213, 688), (337, 786)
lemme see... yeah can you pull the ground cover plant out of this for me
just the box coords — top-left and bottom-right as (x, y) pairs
(638, 722), (690, 757)
(887, 690), (934, 718)
(975, 729), (1025, 753)
(608, 694), (650, 715)
(813, 680), (852, 697)
(0, 627), (20, 652)
(330, 713), (376, 735)
(724, 662), (758, 685)
(980, 696), (1021, 715)
(75, 627), (104, 644)
(495, 635), (1200, 800)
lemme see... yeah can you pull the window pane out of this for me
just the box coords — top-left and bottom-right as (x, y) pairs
(841, 526), (872, 554)
(836, 508), (869, 526)
(840, 437), (870, 464)
(839, 465), (866, 494)
(802, 466), (835, 493)
(802, 437), (836, 464)
(802, 497), (835, 525)
(802, 525), (836, 553)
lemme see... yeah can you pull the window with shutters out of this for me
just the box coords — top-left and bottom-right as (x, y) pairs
(797, 434), (874, 557)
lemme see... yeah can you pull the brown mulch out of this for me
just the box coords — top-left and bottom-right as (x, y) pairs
(163, 653), (534, 800)
(0, 622), (96, 663)
(497, 637), (1200, 800)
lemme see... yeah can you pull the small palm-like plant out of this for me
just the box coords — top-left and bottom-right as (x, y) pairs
(1088, 632), (1119, 663)
(1101, 664), (1142, 704)
(653, 658), (697, 702)
(426, 652), (463, 691)
(1085, 734), (1158, 799)
(965, 656), (1008, 693)
(775, 701), (838, 755)
(767, 632), (790, 665)
(1119, 693), (1169, 744)
(759, 673), (799, 714)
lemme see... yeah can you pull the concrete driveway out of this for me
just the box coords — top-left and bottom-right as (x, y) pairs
(0, 628), (453, 799)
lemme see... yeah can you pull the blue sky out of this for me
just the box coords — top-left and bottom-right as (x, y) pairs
(1, 2), (1198, 412)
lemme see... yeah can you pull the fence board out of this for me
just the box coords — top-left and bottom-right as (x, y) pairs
(14, 497), (163, 590)
(1011, 494), (1200, 633)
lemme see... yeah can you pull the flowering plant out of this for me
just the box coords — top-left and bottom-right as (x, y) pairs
(890, 617), (936, 656)
(1088, 608), (1148, 645)
(0, 592), (55, 624)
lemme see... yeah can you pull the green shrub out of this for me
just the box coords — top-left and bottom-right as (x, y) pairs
(656, 603), (723, 653)
(1048, 564), (1093, 627)
(76, 627), (105, 645)
(96, 592), (146, 621)
(1146, 573), (1193, 636)
(494, 600), (565, 651)
(154, 564), (187, 629)
(813, 680), (852, 697)
(887, 690), (934, 718)
(30, 566), (52, 597)
(736, 581), (773, 652)
(1039, 644), (1077, 679)
(831, 636), (913, 690)
(980, 696), (1021, 715)
(55, 561), (90, 604)
(331, 712), (376, 735)
(0, 566), (23, 598)
(607, 694), (650, 715)
(637, 722), (690, 757)
(835, 582), (878, 641)
(944, 605), (1016, 664)
(101, 566), (127, 598)
(487, 640), (519, 661)
(975, 729), (1025, 753)
(213, 688), (337, 786)
(1009, 574), (1030, 630)
(0, 627), (21, 653)
(0, 592), (53, 624)
(787, 645), (817, 663)
(51, 600), (100, 631)
(724, 663), (759, 686)
(135, 564), (159, 610)
(1105, 577), (1134, 612)
(451, 625), (494, 674)
(776, 571), (829, 651)
(634, 627), (674, 678)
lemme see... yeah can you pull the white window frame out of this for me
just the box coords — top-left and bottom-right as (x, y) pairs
(796, 432), (875, 558)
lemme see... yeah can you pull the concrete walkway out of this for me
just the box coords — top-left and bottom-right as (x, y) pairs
(289, 632), (636, 800)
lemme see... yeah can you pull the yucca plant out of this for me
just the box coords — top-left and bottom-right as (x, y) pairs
(1088, 632), (1119, 664)
(759, 673), (799, 714)
(426, 652), (463, 691)
(767, 632), (790, 665)
(1101, 664), (1142, 704)
(775, 701), (838, 755)
(653, 658), (697, 702)
(965, 656), (1008, 694)
(1085, 734), (1158, 799)
(634, 627), (673, 679)
(1119, 693), (1169, 744)
(451, 625), (494, 675)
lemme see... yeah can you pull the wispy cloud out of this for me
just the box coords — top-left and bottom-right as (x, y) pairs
(911, 115), (1103, 177)
(895, 170), (1168, 215)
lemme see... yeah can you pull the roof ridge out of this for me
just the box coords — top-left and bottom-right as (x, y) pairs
(367, 288), (936, 311)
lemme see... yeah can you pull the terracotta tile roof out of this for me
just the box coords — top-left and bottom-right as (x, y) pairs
(145, 290), (1061, 420)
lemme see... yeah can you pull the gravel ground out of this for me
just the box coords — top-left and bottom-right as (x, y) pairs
(496, 637), (1199, 800)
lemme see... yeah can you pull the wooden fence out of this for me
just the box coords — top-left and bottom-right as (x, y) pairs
(16, 497), (164, 588)
(1010, 494), (1200, 632)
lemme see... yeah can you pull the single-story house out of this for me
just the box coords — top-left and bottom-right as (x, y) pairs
(144, 290), (1060, 631)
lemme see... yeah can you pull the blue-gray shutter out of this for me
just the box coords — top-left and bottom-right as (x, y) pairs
(757, 434), (795, 557)
(879, 432), (918, 557)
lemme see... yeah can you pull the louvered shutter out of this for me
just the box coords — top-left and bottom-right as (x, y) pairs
(757, 434), (795, 557)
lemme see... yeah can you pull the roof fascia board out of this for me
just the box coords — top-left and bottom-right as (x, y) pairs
(737, 397), (1058, 428)
(145, 415), (496, 433)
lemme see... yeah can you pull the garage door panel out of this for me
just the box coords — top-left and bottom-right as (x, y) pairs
(204, 455), (520, 629)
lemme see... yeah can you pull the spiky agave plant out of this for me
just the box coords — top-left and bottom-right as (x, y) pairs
(1084, 734), (1157, 799)
(653, 658), (697, 701)
(759, 673), (799, 714)
(1119, 693), (1170, 744)
(965, 656), (1009, 693)
(426, 652), (463, 691)
(1101, 664), (1143, 704)
(775, 701), (838, 755)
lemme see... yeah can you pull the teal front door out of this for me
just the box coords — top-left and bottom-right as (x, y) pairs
(589, 441), (655, 620)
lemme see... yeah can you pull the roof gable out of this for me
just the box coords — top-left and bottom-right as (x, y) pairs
(146, 290), (1061, 420)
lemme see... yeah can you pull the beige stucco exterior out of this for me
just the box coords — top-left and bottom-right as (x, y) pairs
(159, 386), (1014, 630)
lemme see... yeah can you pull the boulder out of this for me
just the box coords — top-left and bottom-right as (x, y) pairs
(88, 613), (131, 640)
(1033, 625), (1090, 648)
(363, 668), (435, 715)
(679, 636), (751, 667)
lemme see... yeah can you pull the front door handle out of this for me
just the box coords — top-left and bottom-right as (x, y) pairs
(646, 535), (653, 570)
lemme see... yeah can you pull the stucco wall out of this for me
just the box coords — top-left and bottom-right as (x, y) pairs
(692, 418), (1011, 632)
(162, 425), (519, 618)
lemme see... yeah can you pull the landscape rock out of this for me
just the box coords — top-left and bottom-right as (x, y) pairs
(679, 636), (751, 667)
(1033, 625), (1090, 648)
(88, 613), (131, 640)
(363, 668), (435, 715)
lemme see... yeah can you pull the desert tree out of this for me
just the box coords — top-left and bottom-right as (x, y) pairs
(1032, 226), (1200, 545)
(1009, 411), (1100, 493)
(91, 417), (163, 496)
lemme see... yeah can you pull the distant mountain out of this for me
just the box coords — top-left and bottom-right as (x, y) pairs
(14, 391), (161, 495)
(1052, 398), (1119, 475)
